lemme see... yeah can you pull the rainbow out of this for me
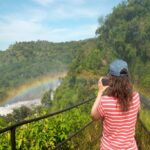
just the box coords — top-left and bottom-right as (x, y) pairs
(0, 72), (66, 106)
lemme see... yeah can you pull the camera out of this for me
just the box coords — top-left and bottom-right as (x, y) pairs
(102, 77), (109, 86)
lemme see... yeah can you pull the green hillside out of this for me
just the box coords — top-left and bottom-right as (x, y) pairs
(0, 39), (96, 101)
(96, 0), (150, 92)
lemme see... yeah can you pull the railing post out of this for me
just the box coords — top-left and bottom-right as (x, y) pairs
(11, 127), (16, 150)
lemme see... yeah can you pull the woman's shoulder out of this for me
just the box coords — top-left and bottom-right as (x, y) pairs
(132, 91), (140, 106)
(132, 91), (140, 98)
(131, 91), (141, 109)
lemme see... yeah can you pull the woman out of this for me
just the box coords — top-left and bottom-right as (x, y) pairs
(91, 59), (140, 150)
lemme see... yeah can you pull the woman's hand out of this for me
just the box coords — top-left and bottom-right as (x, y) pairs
(98, 77), (109, 93)
(91, 77), (109, 121)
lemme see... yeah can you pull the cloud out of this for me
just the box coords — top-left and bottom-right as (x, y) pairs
(61, 0), (86, 5)
(38, 24), (98, 41)
(0, 8), (98, 50)
(33, 0), (54, 6)
(0, 9), (47, 41)
(32, 0), (99, 19)
(33, 0), (85, 6)
(0, 0), (110, 50)
(51, 6), (99, 19)
(0, 16), (97, 41)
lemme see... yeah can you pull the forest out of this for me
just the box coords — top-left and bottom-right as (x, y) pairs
(0, 39), (96, 102)
(0, 0), (150, 149)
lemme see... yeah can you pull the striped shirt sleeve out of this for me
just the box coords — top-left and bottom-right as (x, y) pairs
(97, 97), (105, 119)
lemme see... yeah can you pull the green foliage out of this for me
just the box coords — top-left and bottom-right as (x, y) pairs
(4, 106), (33, 123)
(0, 108), (91, 149)
(12, 106), (32, 122)
(70, 48), (103, 73)
(0, 116), (7, 128)
(0, 39), (96, 100)
(136, 119), (150, 150)
(140, 107), (150, 131)
(41, 90), (52, 107)
(52, 75), (96, 111)
(70, 121), (102, 150)
(96, 0), (150, 92)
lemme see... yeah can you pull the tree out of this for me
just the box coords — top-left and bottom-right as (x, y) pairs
(12, 106), (32, 122)
(41, 90), (52, 107)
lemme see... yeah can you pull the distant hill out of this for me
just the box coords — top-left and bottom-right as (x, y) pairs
(0, 39), (97, 100)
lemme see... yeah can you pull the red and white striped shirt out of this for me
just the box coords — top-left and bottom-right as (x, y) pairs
(97, 92), (140, 150)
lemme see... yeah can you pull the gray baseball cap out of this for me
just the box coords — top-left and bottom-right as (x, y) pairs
(109, 59), (128, 77)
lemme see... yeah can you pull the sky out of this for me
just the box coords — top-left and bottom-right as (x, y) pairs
(0, 0), (123, 50)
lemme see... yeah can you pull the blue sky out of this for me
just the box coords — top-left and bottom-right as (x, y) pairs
(0, 0), (123, 50)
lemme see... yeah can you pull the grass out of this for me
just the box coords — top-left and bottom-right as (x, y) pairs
(140, 107), (150, 131)
(69, 121), (102, 150)
(136, 119), (150, 150)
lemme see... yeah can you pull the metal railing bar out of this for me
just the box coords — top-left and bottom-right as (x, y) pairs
(140, 94), (150, 110)
(11, 127), (16, 150)
(73, 132), (101, 150)
(53, 120), (94, 150)
(0, 96), (95, 134)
